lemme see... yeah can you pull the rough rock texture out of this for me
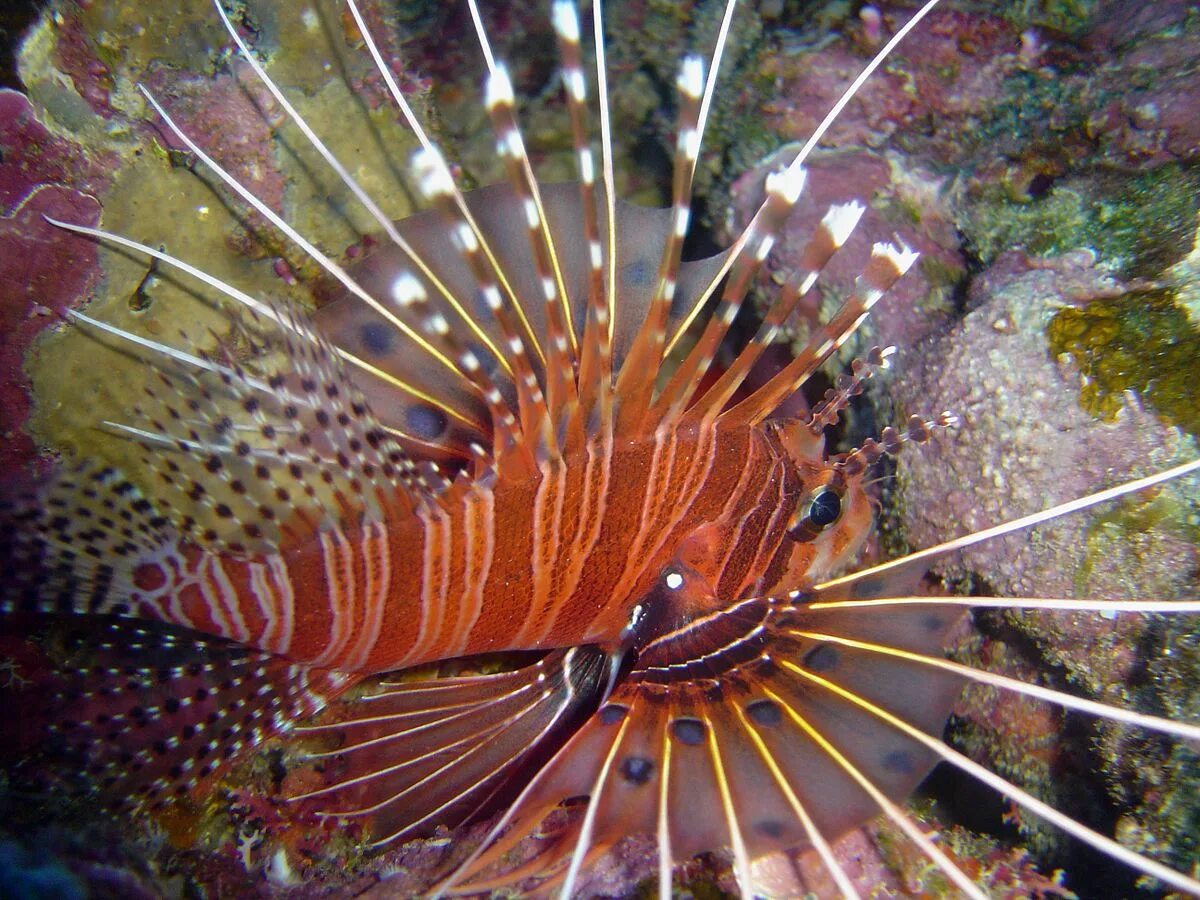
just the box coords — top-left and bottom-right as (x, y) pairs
(892, 250), (1199, 604)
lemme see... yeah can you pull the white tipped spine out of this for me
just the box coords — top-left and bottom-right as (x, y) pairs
(678, 55), (704, 99)
(566, 69), (587, 102)
(552, 0), (581, 43)
(413, 147), (455, 199)
(874, 240), (920, 275)
(486, 64), (516, 109)
(824, 201), (866, 247)
(578, 147), (595, 184)
(766, 165), (807, 205)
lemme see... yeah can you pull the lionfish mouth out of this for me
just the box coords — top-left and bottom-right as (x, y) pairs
(1, 0), (1199, 897)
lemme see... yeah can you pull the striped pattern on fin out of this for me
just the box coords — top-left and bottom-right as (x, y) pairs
(37, 617), (354, 809)
(438, 596), (966, 895)
(312, 184), (730, 460)
(289, 646), (607, 848)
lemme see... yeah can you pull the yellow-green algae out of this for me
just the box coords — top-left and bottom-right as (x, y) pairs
(963, 165), (1200, 280)
(1077, 487), (1199, 601)
(20, 1), (422, 523)
(1007, 0), (1097, 36)
(1046, 287), (1200, 437)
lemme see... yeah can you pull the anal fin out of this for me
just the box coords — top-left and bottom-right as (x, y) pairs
(25, 617), (356, 810)
(290, 645), (608, 848)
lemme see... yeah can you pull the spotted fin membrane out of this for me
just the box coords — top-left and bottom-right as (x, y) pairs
(1, 0), (1198, 897)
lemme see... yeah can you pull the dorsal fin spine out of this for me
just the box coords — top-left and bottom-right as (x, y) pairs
(412, 148), (546, 471)
(553, 0), (613, 450)
(137, 83), (474, 406)
(687, 200), (866, 422)
(344, 0), (543, 374)
(616, 0), (738, 433)
(613, 53), (706, 433)
(390, 272), (526, 471)
(723, 240), (919, 428)
(646, 165), (807, 430)
(654, 0), (945, 428)
(481, 62), (577, 460)
(46, 215), (480, 448)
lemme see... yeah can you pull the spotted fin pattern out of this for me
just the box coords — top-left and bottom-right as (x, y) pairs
(38, 617), (352, 807)
(440, 597), (965, 895)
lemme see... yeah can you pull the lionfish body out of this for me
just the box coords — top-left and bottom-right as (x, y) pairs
(122, 415), (867, 670)
(4, 0), (1200, 897)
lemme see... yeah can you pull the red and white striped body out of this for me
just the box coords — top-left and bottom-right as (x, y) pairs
(128, 421), (872, 676)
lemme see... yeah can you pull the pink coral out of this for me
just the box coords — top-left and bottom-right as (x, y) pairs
(0, 88), (113, 470)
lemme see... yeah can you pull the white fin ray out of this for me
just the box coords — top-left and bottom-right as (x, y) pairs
(815, 458), (1200, 597)
(210, 0), (506, 374)
(785, 660), (1200, 897)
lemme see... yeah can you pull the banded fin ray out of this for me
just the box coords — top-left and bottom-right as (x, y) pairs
(437, 595), (967, 896)
(311, 186), (731, 459)
(34, 617), (354, 810)
(71, 301), (425, 555)
(289, 646), (608, 848)
(308, 0), (732, 460)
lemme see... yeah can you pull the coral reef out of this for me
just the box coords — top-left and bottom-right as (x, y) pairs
(1047, 287), (1200, 435)
(7, 0), (424, 485)
(750, 814), (1076, 899)
(2, 0), (1198, 897)
(892, 250), (1199, 604)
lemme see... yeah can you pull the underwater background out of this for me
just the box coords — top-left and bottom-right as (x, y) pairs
(1, 1), (1198, 897)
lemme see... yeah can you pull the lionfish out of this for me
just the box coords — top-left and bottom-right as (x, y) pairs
(2, 0), (1199, 896)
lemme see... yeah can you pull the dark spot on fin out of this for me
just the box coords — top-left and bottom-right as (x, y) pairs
(745, 698), (782, 726)
(620, 756), (654, 785)
(803, 644), (840, 673)
(670, 717), (706, 746)
(404, 405), (449, 441)
(622, 256), (654, 289)
(599, 703), (629, 725)
(756, 819), (786, 839)
(882, 749), (916, 775)
(359, 321), (393, 355)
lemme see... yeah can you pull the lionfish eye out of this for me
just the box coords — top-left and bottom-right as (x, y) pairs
(808, 489), (842, 527)
(788, 488), (843, 541)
